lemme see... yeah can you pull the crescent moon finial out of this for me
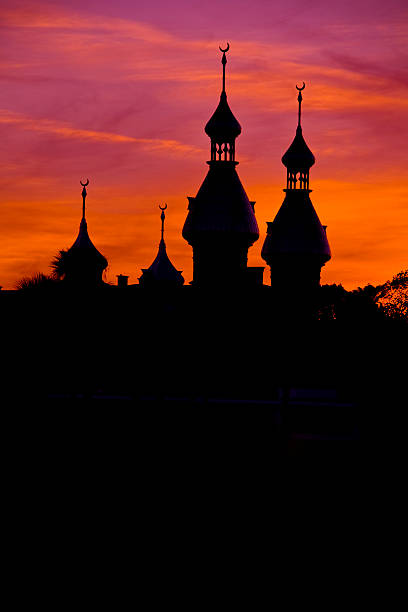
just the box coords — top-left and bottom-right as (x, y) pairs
(80, 178), (89, 187)
(159, 204), (167, 240)
(219, 42), (230, 53)
(296, 82), (306, 91)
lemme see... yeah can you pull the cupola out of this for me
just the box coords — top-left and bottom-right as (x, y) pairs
(204, 43), (241, 162)
(282, 83), (315, 190)
(139, 205), (184, 287)
(62, 180), (108, 286)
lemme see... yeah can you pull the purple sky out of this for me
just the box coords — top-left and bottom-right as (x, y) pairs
(0, 0), (407, 288)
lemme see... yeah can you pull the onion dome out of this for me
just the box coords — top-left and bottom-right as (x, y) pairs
(205, 43), (241, 144)
(64, 180), (108, 285)
(139, 206), (184, 287)
(205, 92), (241, 143)
(280, 84), (317, 190)
(203, 44), (241, 162)
(282, 125), (315, 171)
(282, 82), (315, 174)
(68, 217), (108, 267)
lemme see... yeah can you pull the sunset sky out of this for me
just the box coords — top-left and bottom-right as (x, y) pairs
(0, 0), (407, 289)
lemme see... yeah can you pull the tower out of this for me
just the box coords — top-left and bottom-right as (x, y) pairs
(59, 180), (108, 286)
(261, 84), (331, 299)
(139, 205), (184, 287)
(182, 44), (259, 287)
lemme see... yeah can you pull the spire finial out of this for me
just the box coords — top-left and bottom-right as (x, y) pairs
(159, 204), (167, 241)
(296, 82), (305, 127)
(219, 42), (230, 93)
(80, 178), (89, 219)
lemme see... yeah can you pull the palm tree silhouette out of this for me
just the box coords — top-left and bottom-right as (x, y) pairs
(50, 249), (69, 280)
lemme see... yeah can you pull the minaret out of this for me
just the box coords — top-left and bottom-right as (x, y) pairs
(62, 180), (108, 286)
(139, 205), (184, 287)
(261, 84), (331, 299)
(182, 44), (259, 287)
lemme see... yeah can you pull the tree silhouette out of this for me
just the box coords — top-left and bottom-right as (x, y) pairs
(376, 269), (408, 320)
(318, 283), (347, 320)
(318, 271), (408, 323)
(16, 272), (57, 291)
(50, 247), (109, 286)
(50, 249), (69, 280)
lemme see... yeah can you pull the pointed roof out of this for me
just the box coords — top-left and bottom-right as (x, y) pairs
(205, 91), (242, 143)
(282, 125), (315, 171)
(140, 206), (184, 286)
(182, 163), (259, 240)
(66, 180), (108, 269)
(261, 190), (331, 261)
(69, 217), (108, 266)
(142, 239), (184, 284)
(282, 83), (315, 171)
(204, 44), (241, 143)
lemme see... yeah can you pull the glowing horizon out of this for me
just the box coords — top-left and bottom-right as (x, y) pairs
(1, 0), (407, 289)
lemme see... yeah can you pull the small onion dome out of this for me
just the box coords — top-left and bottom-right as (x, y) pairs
(64, 218), (108, 282)
(205, 92), (241, 143)
(139, 239), (184, 287)
(282, 125), (315, 171)
(69, 218), (108, 266)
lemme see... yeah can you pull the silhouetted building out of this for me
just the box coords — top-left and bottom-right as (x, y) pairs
(245, 266), (265, 287)
(182, 45), (259, 287)
(117, 274), (129, 288)
(63, 180), (108, 287)
(261, 84), (331, 296)
(139, 205), (184, 288)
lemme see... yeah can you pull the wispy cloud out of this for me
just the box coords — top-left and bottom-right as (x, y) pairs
(2, 1), (406, 115)
(0, 110), (203, 154)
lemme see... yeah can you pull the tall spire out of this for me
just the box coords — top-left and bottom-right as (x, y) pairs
(297, 82), (304, 128)
(282, 83), (315, 190)
(62, 178), (108, 286)
(183, 45), (259, 287)
(220, 42), (229, 93)
(261, 82), (331, 297)
(139, 205), (184, 287)
(204, 43), (241, 162)
(80, 179), (89, 219)
(159, 203), (167, 243)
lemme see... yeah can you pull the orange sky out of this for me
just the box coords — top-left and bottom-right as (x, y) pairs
(1, 0), (407, 289)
